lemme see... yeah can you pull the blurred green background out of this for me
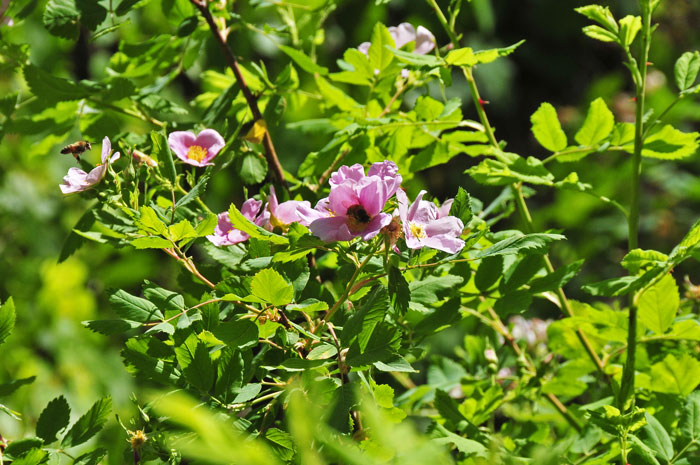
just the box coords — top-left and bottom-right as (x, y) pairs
(1, 0), (699, 459)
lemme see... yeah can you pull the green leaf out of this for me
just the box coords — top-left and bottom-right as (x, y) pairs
(466, 156), (554, 186)
(368, 23), (395, 73)
(428, 422), (487, 457)
(531, 102), (567, 152)
(450, 187), (473, 225)
(175, 336), (214, 392)
(237, 152), (268, 185)
(649, 353), (700, 396)
(385, 46), (443, 67)
(0, 376), (36, 396)
(629, 434), (661, 465)
(446, 41), (524, 67)
(0, 297), (15, 346)
(410, 275), (464, 305)
(618, 15), (642, 47)
(640, 125), (699, 160)
(73, 448), (107, 465)
(642, 412), (673, 461)
(169, 220), (198, 242)
(638, 274), (679, 334)
(59, 206), (97, 263)
(109, 289), (164, 323)
(36, 396), (71, 444)
(529, 259), (584, 293)
(278, 44), (328, 75)
(315, 75), (361, 112)
(671, 218), (700, 260)
(228, 203), (289, 246)
(176, 167), (213, 208)
(151, 131), (177, 184)
(575, 97), (615, 146)
(621, 249), (669, 274)
(22, 65), (90, 102)
(675, 51), (700, 91)
(61, 396), (112, 448)
(445, 47), (476, 66)
(7, 448), (47, 465)
(475, 256), (503, 291)
(680, 391), (700, 442)
(43, 0), (80, 39)
(213, 319), (259, 350)
(342, 286), (390, 351)
(136, 206), (168, 235)
(131, 236), (172, 249)
(250, 268), (294, 306)
(475, 233), (566, 259)
(582, 25), (619, 43)
(196, 214), (217, 237)
(575, 5), (619, 33)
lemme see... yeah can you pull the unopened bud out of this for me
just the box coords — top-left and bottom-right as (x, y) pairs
(132, 149), (158, 167)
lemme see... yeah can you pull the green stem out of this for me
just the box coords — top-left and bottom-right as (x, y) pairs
(619, 0), (653, 412)
(321, 247), (377, 324)
(425, 0), (460, 46)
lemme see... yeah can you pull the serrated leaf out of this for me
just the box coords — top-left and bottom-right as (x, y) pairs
(475, 233), (565, 259)
(278, 44), (328, 75)
(73, 448), (107, 465)
(169, 219), (198, 242)
(531, 102), (567, 152)
(582, 25), (619, 43)
(250, 268), (294, 306)
(449, 187), (473, 225)
(9, 448), (47, 465)
(23, 65), (89, 102)
(0, 297), (16, 346)
(151, 131), (177, 183)
(466, 156), (554, 186)
(529, 259), (584, 293)
(43, 0), (80, 39)
(131, 236), (172, 249)
(61, 397), (112, 448)
(385, 46), (442, 67)
(410, 275), (463, 304)
(680, 392), (700, 442)
(638, 274), (679, 334)
(36, 396), (71, 443)
(136, 206), (168, 235)
(369, 23), (395, 73)
(621, 249), (669, 274)
(228, 203), (289, 246)
(342, 286), (390, 351)
(238, 152), (268, 185)
(109, 289), (163, 323)
(575, 97), (614, 146)
(640, 125), (699, 160)
(649, 353), (700, 396)
(213, 319), (258, 350)
(575, 5), (619, 33)
(175, 337), (214, 392)
(176, 167), (213, 208)
(643, 412), (673, 461)
(675, 51), (700, 91)
(618, 15), (641, 47)
(0, 376), (36, 396)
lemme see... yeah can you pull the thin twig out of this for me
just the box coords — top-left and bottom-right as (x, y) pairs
(189, 0), (286, 187)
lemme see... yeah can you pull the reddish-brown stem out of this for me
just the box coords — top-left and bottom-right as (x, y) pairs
(190, 0), (287, 187)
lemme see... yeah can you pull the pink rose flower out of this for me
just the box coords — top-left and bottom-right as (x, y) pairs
(59, 136), (120, 194)
(396, 189), (464, 254)
(168, 129), (225, 167)
(300, 161), (402, 242)
(207, 198), (264, 246)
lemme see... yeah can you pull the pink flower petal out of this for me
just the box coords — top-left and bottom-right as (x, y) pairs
(438, 198), (454, 218)
(425, 216), (464, 237)
(414, 26), (436, 55)
(422, 235), (465, 254)
(168, 131), (196, 161)
(358, 42), (371, 56)
(240, 198), (263, 220)
(195, 129), (226, 163)
(330, 164), (365, 186)
(310, 216), (355, 242)
(328, 182), (359, 215)
(100, 136), (111, 164)
(358, 176), (386, 217)
(359, 212), (392, 240)
(389, 23), (416, 49)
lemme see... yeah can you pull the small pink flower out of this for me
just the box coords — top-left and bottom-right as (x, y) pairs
(207, 199), (264, 246)
(168, 129), (225, 167)
(396, 189), (464, 254)
(263, 186), (311, 233)
(358, 22), (436, 56)
(59, 136), (120, 194)
(301, 161), (402, 242)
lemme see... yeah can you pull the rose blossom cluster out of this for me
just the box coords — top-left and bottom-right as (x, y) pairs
(209, 160), (465, 254)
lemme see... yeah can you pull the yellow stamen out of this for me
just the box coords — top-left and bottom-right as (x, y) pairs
(410, 222), (426, 239)
(187, 145), (208, 162)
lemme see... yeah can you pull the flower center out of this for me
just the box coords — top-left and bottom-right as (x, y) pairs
(187, 145), (208, 162)
(409, 222), (427, 239)
(346, 204), (371, 233)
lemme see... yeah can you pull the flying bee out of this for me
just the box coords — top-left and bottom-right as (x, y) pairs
(60, 140), (92, 161)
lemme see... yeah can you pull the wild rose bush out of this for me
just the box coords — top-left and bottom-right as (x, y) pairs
(1, 0), (700, 464)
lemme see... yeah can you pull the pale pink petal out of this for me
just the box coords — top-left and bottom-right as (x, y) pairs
(100, 136), (111, 164)
(195, 129), (225, 163)
(328, 182), (359, 215)
(367, 160), (399, 179)
(425, 216), (464, 237)
(297, 201), (329, 226)
(359, 212), (392, 240)
(358, 42), (371, 56)
(240, 198), (263, 220)
(275, 200), (309, 225)
(330, 164), (365, 187)
(438, 198), (454, 218)
(358, 176), (386, 217)
(168, 131), (196, 161)
(395, 189), (409, 223)
(414, 26), (436, 55)
(389, 23), (416, 49)
(422, 235), (464, 254)
(85, 164), (108, 185)
(310, 216), (355, 242)
(407, 190), (426, 222)
(268, 186), (280, 216)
